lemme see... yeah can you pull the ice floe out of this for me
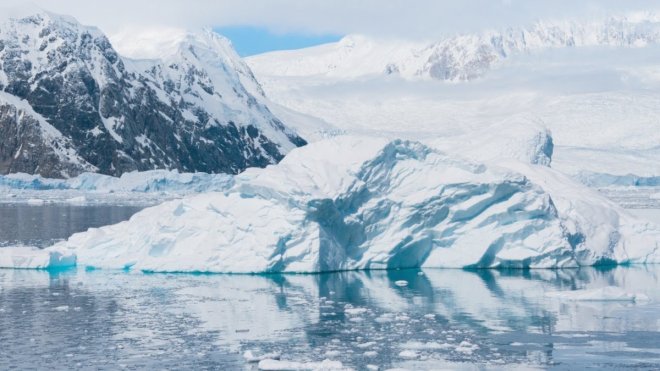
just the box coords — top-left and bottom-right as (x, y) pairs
(258, 358), (347, 370)
(545, 286), (650, 302)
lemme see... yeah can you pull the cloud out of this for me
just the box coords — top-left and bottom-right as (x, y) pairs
(14, 0), (660, 40)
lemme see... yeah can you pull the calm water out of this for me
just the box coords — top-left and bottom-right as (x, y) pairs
(0, 203), (144, 247)
(1, 267), (659, 370)
(0, 203), (659, 370)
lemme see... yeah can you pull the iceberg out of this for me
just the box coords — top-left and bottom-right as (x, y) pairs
(1, 135), (659, 272)
(0, 246), (75, 269)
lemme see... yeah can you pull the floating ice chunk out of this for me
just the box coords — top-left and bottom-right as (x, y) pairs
(54, 305), (69, 312)
(258, 358), (346, 370)
(344, 307), (368, 316)
(0, 246), (76, 269)
(26, 198), (45, 205)
(402, 341), (453, 350)
(544, 286), (650, 302)
(244, 350), (281, 363)
(375, 313), (395, 323)
(395, 314), (410, 322)
(344, 308), (367, 316)
(455, 341), (479, 354)
(398, 350), (419, 359)
(65, 196), (86, 204)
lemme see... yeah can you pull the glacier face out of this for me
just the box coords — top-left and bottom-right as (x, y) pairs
(0, 11), (305, 178)
(0, 169), (233, 193)
(3, 134), (658, 273)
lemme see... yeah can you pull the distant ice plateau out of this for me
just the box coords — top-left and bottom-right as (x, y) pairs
(246, 16), (660, 186)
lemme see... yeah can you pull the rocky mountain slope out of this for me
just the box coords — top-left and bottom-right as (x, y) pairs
(0, 10), (306, 178)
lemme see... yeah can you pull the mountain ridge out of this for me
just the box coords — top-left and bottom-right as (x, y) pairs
(248, 13), (660, 81)
(0, 10), (306, 178)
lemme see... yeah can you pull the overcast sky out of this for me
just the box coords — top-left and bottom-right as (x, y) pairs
(16, 0), (657, 40)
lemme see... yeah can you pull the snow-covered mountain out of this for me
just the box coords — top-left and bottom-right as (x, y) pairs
(248, 13), (660, 81)
(0, 10), (306, 178)
(3, 11), (660, 274)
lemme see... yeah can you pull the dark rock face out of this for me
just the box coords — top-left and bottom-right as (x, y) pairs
(0, 102), (95, 177)
(0, 12), (306, 178)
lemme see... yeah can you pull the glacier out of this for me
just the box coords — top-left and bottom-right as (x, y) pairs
(0, 170), (232, 193)
(245, 19), (660, 188)
(2, 132), (658, 273)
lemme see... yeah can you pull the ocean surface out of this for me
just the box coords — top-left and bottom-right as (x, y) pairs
(0, 201), (659, 370)
(1, 265), (659, 370)
(0, 203), (144, 247)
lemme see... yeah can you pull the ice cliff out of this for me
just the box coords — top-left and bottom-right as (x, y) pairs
(1, 131), (658, 273)
(0, 170), (232, 193)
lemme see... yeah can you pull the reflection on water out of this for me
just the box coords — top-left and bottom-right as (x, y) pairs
(0, 203), (144, 247)
(0, 266), (659, 370)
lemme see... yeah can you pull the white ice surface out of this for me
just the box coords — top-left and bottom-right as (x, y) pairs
(545, 286), (650, 302)
(0, 170), (232, 193)
(258, 359), (347, 371)
(1, 133), (658, 272)
(0, 246), (75, 269)
(247, 14), (660, 82)
(246, 24), (660, 186)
